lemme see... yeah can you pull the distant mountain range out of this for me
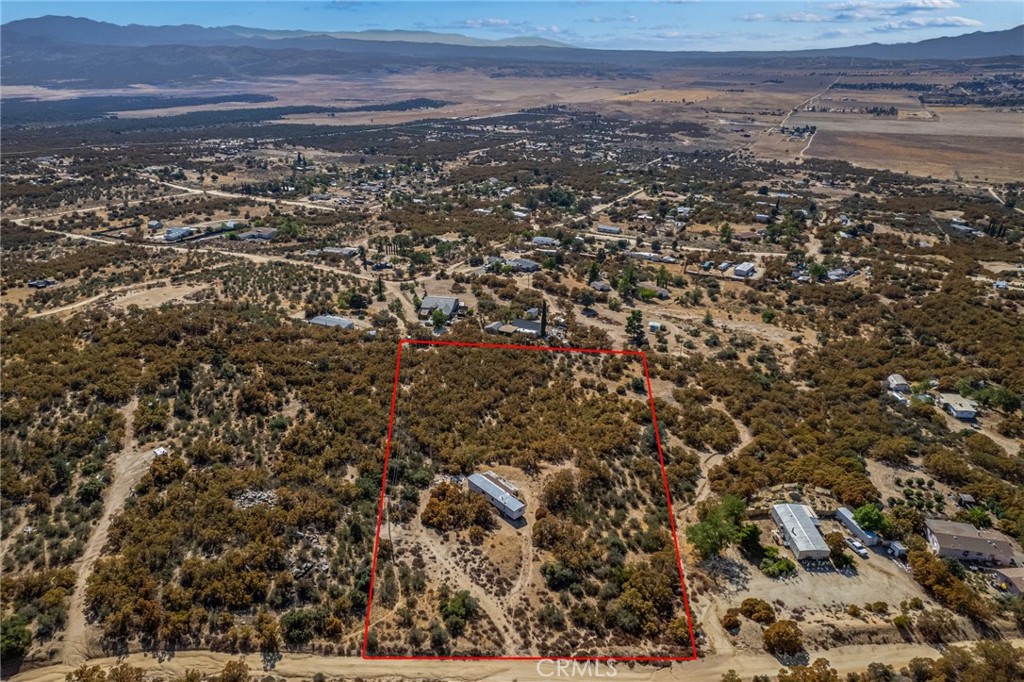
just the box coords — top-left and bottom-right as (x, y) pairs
(0, 16), (570, 49)
(2, 16), (1021, 89)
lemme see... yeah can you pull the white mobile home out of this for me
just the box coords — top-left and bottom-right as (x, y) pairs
(771, 503), (830, 561)
(835, 507), (880, 546)
(468, 471), (525, 520)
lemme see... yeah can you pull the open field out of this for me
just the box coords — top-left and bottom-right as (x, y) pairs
(806, 130), (1024, 183)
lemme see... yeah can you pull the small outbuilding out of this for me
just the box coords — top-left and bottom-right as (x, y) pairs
(887, 374), (910, 393)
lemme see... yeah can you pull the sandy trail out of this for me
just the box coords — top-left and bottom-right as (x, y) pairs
(15, 639), (1019, 682)
(62, 398), (155, 665)
(394, 512), (531, 655)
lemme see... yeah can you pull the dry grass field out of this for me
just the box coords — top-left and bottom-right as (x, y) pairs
(807, 129), (1024, 182)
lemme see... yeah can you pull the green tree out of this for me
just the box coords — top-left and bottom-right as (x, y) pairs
(431, 308), (448, 328)
(853, 504), (890, 534)
(1, 616), (32, 661)
(625, 310), (645, 346)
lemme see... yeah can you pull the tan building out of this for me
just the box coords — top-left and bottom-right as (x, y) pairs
(925, 519), (1014, 565)
(993, 567), (1024, 595)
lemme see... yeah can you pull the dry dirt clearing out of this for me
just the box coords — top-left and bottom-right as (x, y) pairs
(14, 639), (1021, 682)
(804, 130), (1023, 184)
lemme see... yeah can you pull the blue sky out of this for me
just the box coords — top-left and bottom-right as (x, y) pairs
(1, 1), (1021, 51)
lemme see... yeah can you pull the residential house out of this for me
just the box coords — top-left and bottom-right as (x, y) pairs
(508, 258), (541, 273)
(938, 393), (978, 420)
(590, 281), (612, 292)
(925, 518), (1014, 564)
(771, 504), (831, 561)
(237, 227), (277, 241)
(164, 227), (196, 242)
(887, 374), (910, 393)
(418, 296), (462, 321)
(496, 319), (543, 337)
(309, 315), (355, 330)
(597, 224), (622, 235)
(468, 471), (525, 520)
(993, 567), (1024, 595)
(531, 236), (559, 247)
(734, 262), (756, 278)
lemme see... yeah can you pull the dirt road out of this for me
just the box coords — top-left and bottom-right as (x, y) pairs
(62, 398), (155, 665)
(16, 638), (1017, 682)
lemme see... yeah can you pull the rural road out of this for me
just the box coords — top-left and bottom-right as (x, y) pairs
(62, 398), (155, 665)
(14, 639), (1017, 682)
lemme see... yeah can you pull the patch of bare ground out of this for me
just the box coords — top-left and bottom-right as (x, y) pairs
(805, 130), (1024, 184)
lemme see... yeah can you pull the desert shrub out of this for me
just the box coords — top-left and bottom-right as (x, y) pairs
(915, 609), (960, 643)
(721, 609), (741, 631)
(538, 604), (566, 630)
(740, 597), (776, 625)
(420, 483), (495, 532)
(763, 619), (803, 656)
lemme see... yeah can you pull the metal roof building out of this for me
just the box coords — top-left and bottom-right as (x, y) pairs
(734, 262), (756, 278)
(468, 471), (525, 520)
(771, 503), (831, 561)
(308, 315), (355, 329)
(836, 507), (880, 546)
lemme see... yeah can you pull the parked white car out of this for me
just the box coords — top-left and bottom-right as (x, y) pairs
(845, 537), (869, 558)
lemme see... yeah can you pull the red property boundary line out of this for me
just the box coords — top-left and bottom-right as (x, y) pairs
(361, 338), (698, 662)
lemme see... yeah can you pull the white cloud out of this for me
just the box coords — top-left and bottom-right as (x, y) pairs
(778, 12), (829, 23)
(829, 1), (961, 21)
(738, 13), (767, 22)
(463, 18), (510, 28)
(874, 15), (982, 30)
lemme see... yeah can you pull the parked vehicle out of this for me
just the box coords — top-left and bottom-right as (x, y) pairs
(845, 537), (869, 558)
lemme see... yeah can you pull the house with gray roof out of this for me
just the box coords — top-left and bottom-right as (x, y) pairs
(418, 295), (461, 321)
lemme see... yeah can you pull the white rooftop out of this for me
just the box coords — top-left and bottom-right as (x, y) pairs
(773, 503), (830, 556)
